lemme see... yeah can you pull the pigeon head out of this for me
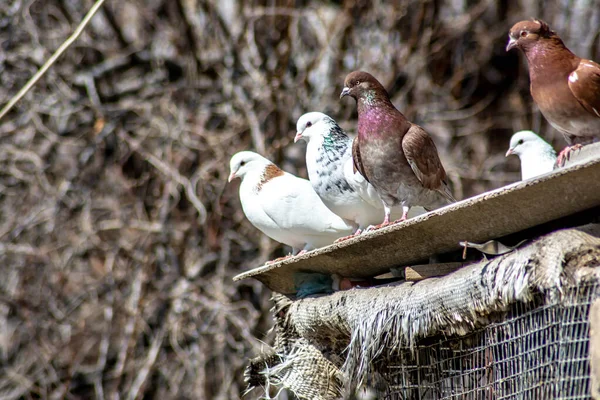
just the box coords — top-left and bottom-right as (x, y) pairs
(340, 71), (388, 102)
(506, 130), (554, 158)
(506, 19), (557, 52)
(294, 112), (338, 143)
(228, 151), (272, 182)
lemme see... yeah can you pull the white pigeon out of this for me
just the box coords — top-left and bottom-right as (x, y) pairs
(294, 112), (420, 233)
(228, 151), (354, 256)
(506, 130), (557, 180)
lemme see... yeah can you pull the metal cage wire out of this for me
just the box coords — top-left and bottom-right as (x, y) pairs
(383, 283), (598, 400)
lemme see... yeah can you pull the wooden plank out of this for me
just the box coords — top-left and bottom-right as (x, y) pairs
(404, 262), (465, 281)
(590, 299), (600, 399)
(234, 146), (600, 294)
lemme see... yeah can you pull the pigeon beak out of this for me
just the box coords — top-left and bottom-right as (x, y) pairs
(505, 148), (514, 157)
(294, 132), (303, 143)
(506, 37), (517, 51)
(340, 87), (350, 99)
(228, 172), (236, 182)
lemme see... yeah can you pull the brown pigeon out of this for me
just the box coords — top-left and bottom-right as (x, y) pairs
(340, 71), (455, 227)
(506, 19), (600, 165)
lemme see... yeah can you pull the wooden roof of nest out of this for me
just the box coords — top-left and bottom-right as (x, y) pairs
(234, 143), (600, 294)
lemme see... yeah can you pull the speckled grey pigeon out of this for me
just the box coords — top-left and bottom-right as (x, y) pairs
(295, 112), (409, 234)
(340, 71), (455, 227)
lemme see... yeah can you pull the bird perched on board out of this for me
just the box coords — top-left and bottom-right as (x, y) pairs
(506, 130), (557, 180)
(506, 19), (600, 165)
(228, 151), (354, 259)
(339, 71), (455, 227)
(295, 112), (397, 235)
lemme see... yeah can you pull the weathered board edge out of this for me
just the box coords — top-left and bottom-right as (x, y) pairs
(234, 146), (600, 294)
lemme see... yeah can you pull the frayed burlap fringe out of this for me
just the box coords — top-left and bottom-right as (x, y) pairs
(245, 299), (344, 399)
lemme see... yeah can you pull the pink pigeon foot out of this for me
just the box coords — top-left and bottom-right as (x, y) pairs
(334, 229), (363, 243)
(265, 254), (293, 265)
(556, 144), (583, 167)
(370, 214), (392, 230)
(390, 207), (409, 225)
(334, 235), (353, 243)
(391, 216), (408, 225)
(372, 221), (393, 230)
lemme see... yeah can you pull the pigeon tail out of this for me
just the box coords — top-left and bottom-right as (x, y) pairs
(438, 183), (457, 204)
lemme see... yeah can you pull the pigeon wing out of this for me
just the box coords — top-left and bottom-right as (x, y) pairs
(568, 59), (600, 119)
(343, 156), (384, 210)
(258, 174), (353, 236)
(351, 137), (370, 183)
(402, 124), (456, 201)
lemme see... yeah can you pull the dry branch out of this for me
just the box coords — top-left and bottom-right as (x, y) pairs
(0, 0), (107, 121)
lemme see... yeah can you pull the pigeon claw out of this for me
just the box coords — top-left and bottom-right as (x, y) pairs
(265, 255), (292, 265)
(334, 228), (368, 242)
(371, 221), (392, 230)
(556, 144), (582, 167)
(392, 216), (408, 225)
(334, 234), (356, 243)
(390, 210), (409, 226)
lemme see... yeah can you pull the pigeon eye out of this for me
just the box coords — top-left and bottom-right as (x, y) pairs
(517, 139), (524, 145)
(520, 30), (527, 37)
(240, 161), (246, 166)
(306, 122), (312, 128)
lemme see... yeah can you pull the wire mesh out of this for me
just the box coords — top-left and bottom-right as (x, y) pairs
(382, 283), (599, 399)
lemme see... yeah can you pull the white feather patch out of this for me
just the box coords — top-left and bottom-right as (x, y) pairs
(568, 71), (578, 83)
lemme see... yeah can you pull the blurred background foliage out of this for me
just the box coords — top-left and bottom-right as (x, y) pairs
(0, 0), (598, 398)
